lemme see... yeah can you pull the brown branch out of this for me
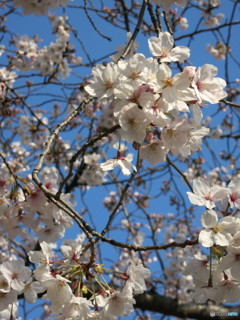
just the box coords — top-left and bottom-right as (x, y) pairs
(147, 1), (161, 36)
(119, 0), (130, 32)
(167, 156), (193, 192)
(83, 0), (111, 41)
(221, 99), (240, 109)
(118, 0), (147, 61)
(135, 292), (240, 320)
(175, 21), (240, 41)
(100, 155), (140, 237)
(163, 11), (173, 35)
(56, 123), (121, 198)
(0, 151), (27, 198)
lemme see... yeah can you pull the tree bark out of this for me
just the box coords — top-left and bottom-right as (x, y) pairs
(135, 292), (240, 320)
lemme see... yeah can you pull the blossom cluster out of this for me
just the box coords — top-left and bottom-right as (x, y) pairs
(0, 67), (17, 99)
(207, 42), (229, 60)
(2, 0), (239, 317)
(12, 15), (81, 79)
(150, 0), (187, 12)
(14, 0), (73, 16)
(0, 157), (152, 319)
(185, 177), (240, 304)
(0, 165), (73, 243)
(85, 31), (227, 176)
(0, 237), (151, 320)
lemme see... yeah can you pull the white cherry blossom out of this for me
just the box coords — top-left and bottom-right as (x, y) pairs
(125, 262), (151, 294)
(14, 0), (73, 16)
(150, 0), (187, 12)
(0, 290), (18, 313)
(117, 53), (147, 85)
(199, 210), (238, 247)
(227, 178), (240, 209)
(140, 141), (167, 165)
(28, 241), (53, 280)
(155, 63), (193, 104)
(99, 287), (135, 318)
(1, 259), (31, 291)
(187, 177), (229, 209)
(23, 278), (44, 304)
(85, 63), (120, 100)
(60, 296), (92, 320)
(192, 64), (227, 104)
(143, 97), (171, 127)
(100, 153), (137, 176)
(184, 254), (210, 282)
(42, 274), (73, 311)
(0, 273), (11, 293)
(214, 270), (240, 304)
(118, 104), (148, 144)
(148, 32), (190, 63)
(161, 119), (190, 155)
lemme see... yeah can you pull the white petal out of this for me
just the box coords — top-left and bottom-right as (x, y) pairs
(186, 192), (206, 207)
(192, 178), (210, 196)
(198, 229), (214, 247)
(170, 46), (190, 62)
(215, 232), (232, 246)
(100, 159), (118, 171)
(201, 210), (218, 228)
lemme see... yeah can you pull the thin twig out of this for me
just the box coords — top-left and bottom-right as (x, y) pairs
(118, 0), (147, 61)
(147, 1), (161, 36)
(0, 151), (26, 196)
(167, 156), (193, 192)
(83, 0), (111, 41)
(163, 11), (173, 35)
(100, 152), (140, 237)
(32, 97), (93, 189)
(56, 123), (120, 198)
(175, 21), (240, 41)
(221, 99), (240, 109)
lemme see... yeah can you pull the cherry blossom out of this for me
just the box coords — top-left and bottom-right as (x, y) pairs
(125, 262), (151, 294)
(14, 0), (73, 16)
(148, 32), (190, 63)
(0, 273), (11, 293)
(187, 177), (229, 209)
(42, 274), (73, 312)
(140, 140), (167, 165)
(60, 296), (92, 320)
(192, 64), (227, 104)
(118, 104), (148, 143)
(198, 210), (238, 247)
(214, 270), (240, 304)
(227, 178), (240, 209)
(28, 241), (53, 280)
(22, 278), (45, 304)
(150, 0), (187, 12)
(0, 259), (31, 291)
(100, 153), (137, 176)
(0, 290), (18, 313)
(155, 63), (194, 104)
(85, 63), (120, 100)
(98, 287), (136, 319)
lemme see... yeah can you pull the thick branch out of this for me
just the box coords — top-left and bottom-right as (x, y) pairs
(135, 292), (240, 320)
